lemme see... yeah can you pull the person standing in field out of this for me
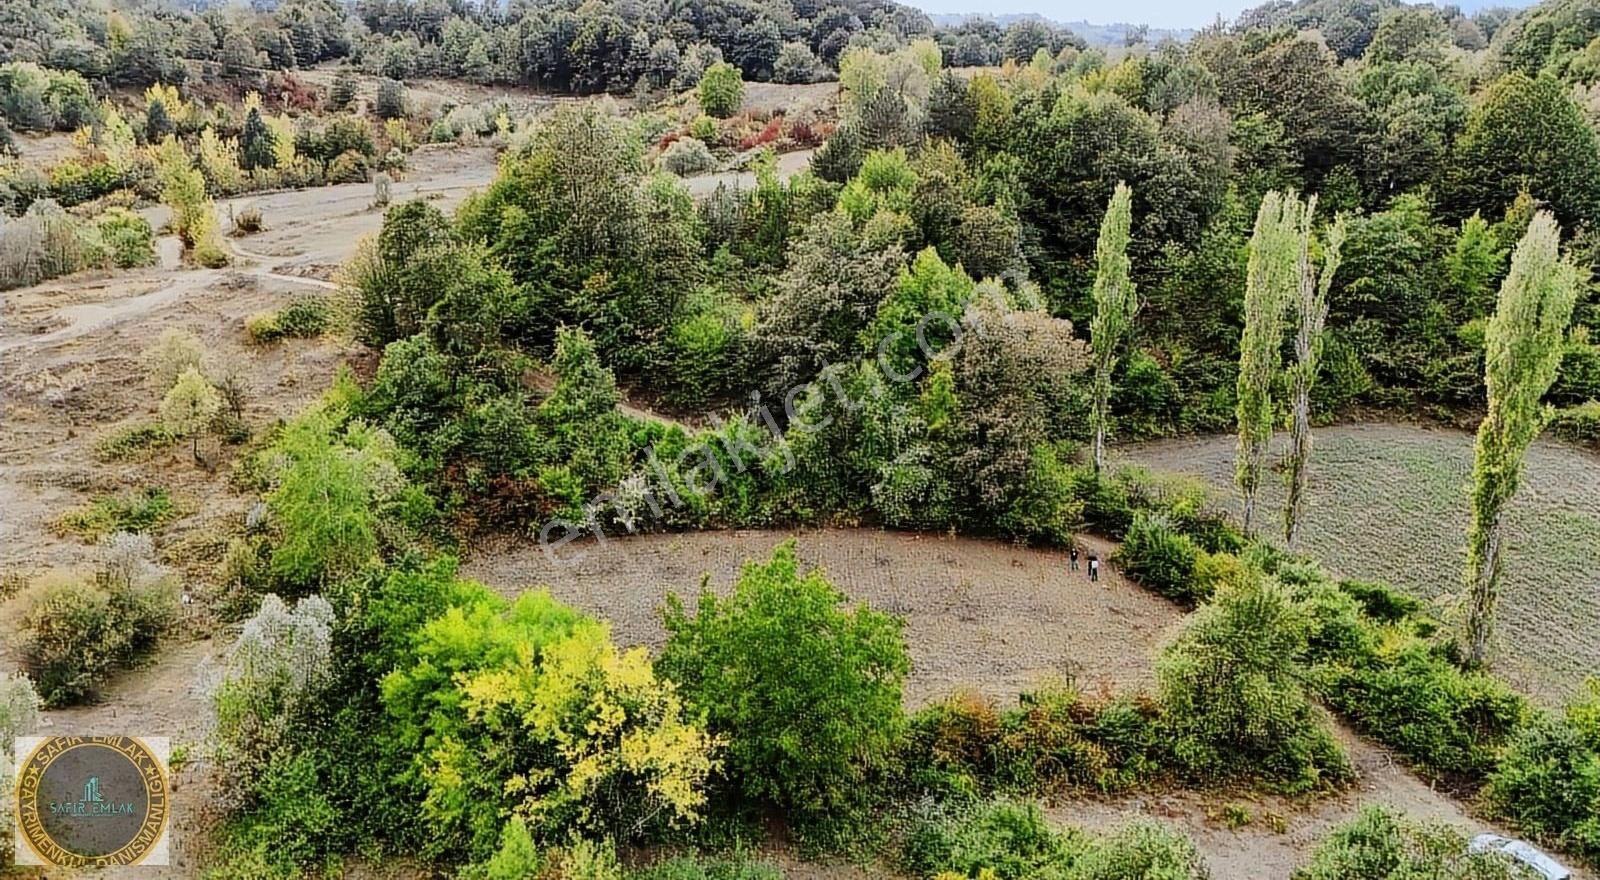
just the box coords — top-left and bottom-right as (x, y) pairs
(1069, 545), (1080, 572)
(1088, 554), (1100, 583)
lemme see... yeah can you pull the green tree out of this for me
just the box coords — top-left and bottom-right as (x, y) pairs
(1157, 572), (1349, 791)
(1462, 211), (1583, 665)
(265, 413), (378, 587)
(1088, 182), (1137, 473)
(329, 66), (358, 111)
(1236, 191), (1300, 536)
(1284, 206), (1346, 548)
(659, 541), (909, 818)
(697, 62), (743, 119)
(159, 366), (221, 460)
(1447, 73), (1600, 229)
(239, 106), (276, 172)
(375, 77), (406, 120)
(144, 97), (172, 144)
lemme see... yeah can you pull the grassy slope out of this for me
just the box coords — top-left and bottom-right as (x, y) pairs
(1126, 422), (1600, 705)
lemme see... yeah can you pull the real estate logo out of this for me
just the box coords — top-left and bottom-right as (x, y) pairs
(13, 736), (170, 867)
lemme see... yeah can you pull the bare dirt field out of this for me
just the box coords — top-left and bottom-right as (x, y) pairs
(1125, 423), (1600, 705)
(463, 529), (1182, 705)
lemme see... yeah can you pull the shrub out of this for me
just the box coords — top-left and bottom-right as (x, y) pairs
(247, 297), (330, 342)
(95, 208), (156, 268)
(631, 852), (782, 880)
(95, 422), (177, 461)
(1550, 400), (1600, 446)
(375, 78), (406, 120)
(659, 137), (716, 176)
(1324, 639), (1527, 778)
(1072, 820), (1207, 880)
(698, 63), (744, 119)
(459, 816), (543, 880)
(0, 199), (102, 290)
(382, 584), (718, 860)
(907, 687), (1161, 797)
(52, 487), (176, 542)
(1116, 512), (1203, 602)
(1294, 806), (1525, 880)
(1483, 714), (1600, 860)
(0, 671), (40, 866)
(327, 149), (370, 184)
(231, 205), (265, 236)
(1157, 574), (1350, 792)
(210, 594), (336, 811)
(1336, 579), (1425, 623)
(17, 551), (177, 706)
(903, 799), (1085, 880)
(660, 541), (909, 820)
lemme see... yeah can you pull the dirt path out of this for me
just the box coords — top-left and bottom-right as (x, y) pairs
(463, 528), (1184, 706)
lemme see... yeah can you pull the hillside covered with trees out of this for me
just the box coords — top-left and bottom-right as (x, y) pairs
(3, 0), (1600, 878)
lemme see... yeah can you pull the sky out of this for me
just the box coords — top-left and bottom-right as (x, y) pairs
(907, 0), (1251, 30)
(910, 0), (1532, 31)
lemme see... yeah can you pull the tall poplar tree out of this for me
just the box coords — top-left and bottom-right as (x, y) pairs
(1236, 192), (1299, 536)
(1089, 182), (1137, 473)
(1283, 204), (1346, 548)
(1463, 211), (1582, 665)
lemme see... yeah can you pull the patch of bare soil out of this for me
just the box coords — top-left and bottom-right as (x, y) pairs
(462, 529), (1184, 706)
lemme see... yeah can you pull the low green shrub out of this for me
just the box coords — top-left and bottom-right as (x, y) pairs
(1070, 820), (1207, 880)
(1116, 512), (1202, 602)
(1294, 806), (1525, 880)
(903, 800), (1206, 880)
(17, 556), (177, 706)
(906, 688), (1161, 798)
(630, 851), (783, 880)
(1323, 639), (1527, 779)
(1549, 400), (1600, 446)
(659, 137), (717, 176)
(95, 208), (156, 268)
(1335, 579), (1425, 623)
(94, 422), (177, 461)
(52, 487), (176, 541)
(1484, 713), (1600, 861)
(903, 799), (1085, 880)
(246, 297), (331, 343)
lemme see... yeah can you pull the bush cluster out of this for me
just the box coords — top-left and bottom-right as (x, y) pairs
(17, 534), (178, 706)
(904, 799), (1206, 880)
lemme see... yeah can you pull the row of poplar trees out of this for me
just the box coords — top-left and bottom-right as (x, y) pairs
(1085, 184), (1582, 668)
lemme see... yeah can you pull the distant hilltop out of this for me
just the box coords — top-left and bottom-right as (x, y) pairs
(925, 12), (1195, 45)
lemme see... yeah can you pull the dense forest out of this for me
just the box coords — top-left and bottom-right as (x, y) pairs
(4, 0), (1600, 877)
